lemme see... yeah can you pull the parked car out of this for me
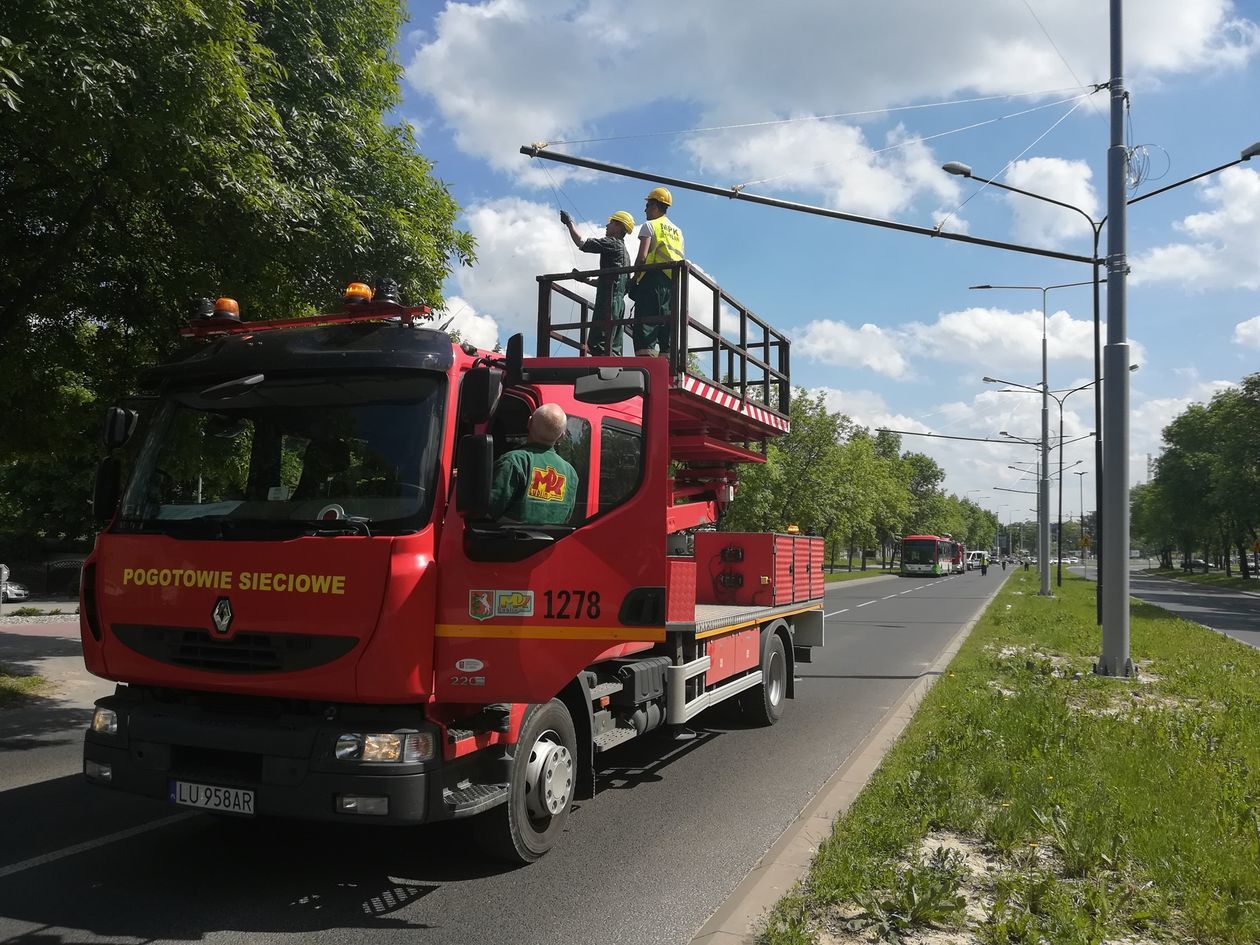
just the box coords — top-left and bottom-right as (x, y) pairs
(2, 581), (29, 603)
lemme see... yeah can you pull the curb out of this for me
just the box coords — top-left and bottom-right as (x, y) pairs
(689, 570), (1012, 945)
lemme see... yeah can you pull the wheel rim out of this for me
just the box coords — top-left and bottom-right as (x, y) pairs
(523, 731), (574, 820)
(767, 645), (785, 706)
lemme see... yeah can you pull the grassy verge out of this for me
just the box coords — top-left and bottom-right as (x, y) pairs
(825, 569), (896, 583)
(1145, 568), (1259, 593)
(762, 571), (1260, 945)
(0, 663), (49, 708)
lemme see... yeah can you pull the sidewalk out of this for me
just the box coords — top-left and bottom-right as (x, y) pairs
(0, 618), (110, 747)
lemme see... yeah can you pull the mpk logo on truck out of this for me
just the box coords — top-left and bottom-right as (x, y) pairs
(527, 466), (567, 501)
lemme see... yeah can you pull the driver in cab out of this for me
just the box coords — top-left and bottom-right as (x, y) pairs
(487, 404), (578, 524)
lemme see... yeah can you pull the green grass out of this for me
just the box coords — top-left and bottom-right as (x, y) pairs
(825, 568), (896, 583)
(761, 571), (1260, 945)
(1146, 568), (1260, 593)
(0, 662), (49, 708)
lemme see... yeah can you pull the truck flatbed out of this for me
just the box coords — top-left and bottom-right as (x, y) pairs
(670, 600), (825, 636)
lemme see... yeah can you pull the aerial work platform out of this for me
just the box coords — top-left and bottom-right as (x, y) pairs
(536, 259), (792, 460)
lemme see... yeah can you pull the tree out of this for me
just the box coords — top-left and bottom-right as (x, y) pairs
(0, 0), (474, 543)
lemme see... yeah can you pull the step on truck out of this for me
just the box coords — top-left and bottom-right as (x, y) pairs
(81, 261), (825, 861)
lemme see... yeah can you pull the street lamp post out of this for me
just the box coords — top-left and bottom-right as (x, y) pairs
(989, 370), (1135, 585)
(946, 135), (1259, 667)
(973, 281), (1095, 596)
(1075, 470), (1089, 579)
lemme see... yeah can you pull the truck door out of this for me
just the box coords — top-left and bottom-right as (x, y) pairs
(433, 359), (670, 704)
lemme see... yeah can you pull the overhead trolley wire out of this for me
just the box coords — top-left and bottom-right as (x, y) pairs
(533, 84), (1100, 149)
(934, 95), (1091, 234)
(1020, 0), (1108, 126)
(734, 90), (1101, 191)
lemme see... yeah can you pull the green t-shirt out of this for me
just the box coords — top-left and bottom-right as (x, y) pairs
(487, 443), (578, 524)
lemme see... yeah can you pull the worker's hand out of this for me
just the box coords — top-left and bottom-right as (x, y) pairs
(559, 210), (572, 226)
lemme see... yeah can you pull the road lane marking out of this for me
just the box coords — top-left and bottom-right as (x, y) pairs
(881, 594), (897, 600)
(856, 601), (875, 608)
(0, 813), (194, 880)
(824, 608), (849, 616)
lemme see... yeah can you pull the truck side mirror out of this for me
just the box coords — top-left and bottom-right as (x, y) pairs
(505, 333), (524, 387)
(103, 407), (139, 450)
(459, 367), (504, 424)
(574, 367), (646, 404)
(93, 456), (123, 524)
(456, 434), (494, 518)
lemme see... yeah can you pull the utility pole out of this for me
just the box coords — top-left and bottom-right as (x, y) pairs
(1099, 0), (1134, 677)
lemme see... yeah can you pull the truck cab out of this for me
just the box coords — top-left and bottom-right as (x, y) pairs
(81, 265), (824, 862)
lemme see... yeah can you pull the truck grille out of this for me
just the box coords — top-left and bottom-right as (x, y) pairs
(113, 624), (358, 674)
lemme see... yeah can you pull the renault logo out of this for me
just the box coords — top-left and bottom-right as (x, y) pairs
(212, 597), (234, 636)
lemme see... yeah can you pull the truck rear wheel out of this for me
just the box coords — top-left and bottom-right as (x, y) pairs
(474, 698), (576, 864)
(743, 631), (787, 726)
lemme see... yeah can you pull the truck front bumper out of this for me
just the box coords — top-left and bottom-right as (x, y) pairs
(84, 690), (504, 826)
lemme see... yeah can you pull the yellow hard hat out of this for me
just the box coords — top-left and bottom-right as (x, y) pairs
(645, 186), (673, 207)
(609, 210), (635, 234)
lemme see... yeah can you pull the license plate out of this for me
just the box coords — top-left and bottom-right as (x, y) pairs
(169, 780), (255, 815)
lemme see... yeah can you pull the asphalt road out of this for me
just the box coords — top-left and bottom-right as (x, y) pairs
(1067, 563), (1260, 650)
(0, 570), (1004, 945)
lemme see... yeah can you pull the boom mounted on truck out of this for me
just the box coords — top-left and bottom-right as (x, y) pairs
(81, 262), (825, 861)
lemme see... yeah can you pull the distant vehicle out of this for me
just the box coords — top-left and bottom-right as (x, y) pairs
(901, 535), (952, 576)
(966, 550), (986, 570)
(1187, 558), (1209, 570)
(2, 581), (29, 602)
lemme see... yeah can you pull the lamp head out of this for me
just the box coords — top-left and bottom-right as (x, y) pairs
(968, 284), (992, 290)
(1242, 141), (1260, 162)
(942, 161), (973, 177)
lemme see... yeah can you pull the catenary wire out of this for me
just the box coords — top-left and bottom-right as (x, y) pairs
(934, 96), (1089, 235)
(1020, 0), (1107, 126)
(733, 91), (1098, 191)
(536, 85), (1100, 148)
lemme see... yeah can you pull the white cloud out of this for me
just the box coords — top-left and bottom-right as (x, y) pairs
(796, 320), (910, 378)
(453, 197), (600, 335)
(1234, 314), (1260, 348)
(436, 297), (500, 350)
(1130, 167), (1260, 290)
(1001, 158), (1099, 247)
(406, 0), (1257, 191)
(683, 122), (963, 220)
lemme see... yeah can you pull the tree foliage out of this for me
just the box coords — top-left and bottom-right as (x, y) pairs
(1131, 373), (1260, 576)
(722, 389), (999, 567)
(0, 0), (474, 543)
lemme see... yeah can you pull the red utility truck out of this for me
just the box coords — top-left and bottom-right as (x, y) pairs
(80, 262), (825, 861)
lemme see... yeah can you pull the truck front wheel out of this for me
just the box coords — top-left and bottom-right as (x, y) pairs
(474, 699), (576, 863)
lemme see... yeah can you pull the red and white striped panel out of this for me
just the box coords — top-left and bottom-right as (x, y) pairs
(678, 375), (791, 433)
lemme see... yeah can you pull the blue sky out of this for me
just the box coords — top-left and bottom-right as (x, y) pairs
(395, 0), (1259, 524)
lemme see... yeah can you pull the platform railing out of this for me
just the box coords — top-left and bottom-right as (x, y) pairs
(536, 260), (791, 422)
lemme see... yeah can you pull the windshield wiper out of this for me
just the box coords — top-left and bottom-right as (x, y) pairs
(306, 518), (372, 537)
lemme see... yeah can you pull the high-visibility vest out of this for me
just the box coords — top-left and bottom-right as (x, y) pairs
(644, 217), (685, 276)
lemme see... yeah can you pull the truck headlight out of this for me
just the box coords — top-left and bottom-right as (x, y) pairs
(91, 707), (118, 735)
(362, 734), (402, 763)
(335, 734), (364, 761)
(334, 731), (434, 763)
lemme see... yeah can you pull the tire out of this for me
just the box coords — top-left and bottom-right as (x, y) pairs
(744, 631), (787, 726)
(474, 699), (577, 864)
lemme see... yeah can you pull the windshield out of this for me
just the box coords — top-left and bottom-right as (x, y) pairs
(902, 540), (938, 565)
(117, 374), (445, 539)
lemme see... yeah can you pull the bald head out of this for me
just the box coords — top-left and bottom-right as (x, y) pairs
(528, 403), (568, 446)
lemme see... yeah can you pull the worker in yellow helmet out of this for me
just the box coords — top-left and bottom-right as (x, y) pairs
(561, 209), (635, 356)
(632, 187), (685, 357)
